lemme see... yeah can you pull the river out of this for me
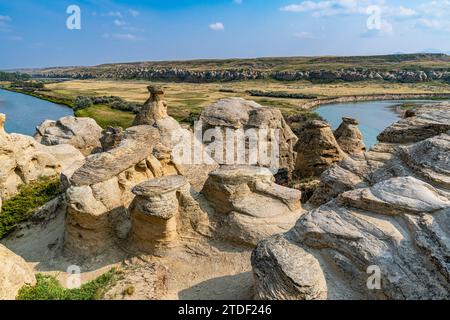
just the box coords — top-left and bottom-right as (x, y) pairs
(0, 89), (73, 136)
(316, 100), (425, 149)
(0, 89), (437, 149)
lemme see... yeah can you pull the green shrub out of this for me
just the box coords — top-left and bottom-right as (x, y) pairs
(74, 96), (93, 110)
(0, 177), (61, 239)
(17, 269), (120, 300)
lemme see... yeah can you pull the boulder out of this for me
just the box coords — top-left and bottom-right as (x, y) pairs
(0, 114), (84, 199)
(251, 103), (450, 300)
(202, 165), (303, 246)
(294, 120), (345, 179)
(0, 244), (36, 300)
(334, 117), (366, 155)
(35, 116), (103, 156)
(200, 98), (298, 174)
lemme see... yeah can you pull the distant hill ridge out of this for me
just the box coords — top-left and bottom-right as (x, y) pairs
(13, 53), (450, 83)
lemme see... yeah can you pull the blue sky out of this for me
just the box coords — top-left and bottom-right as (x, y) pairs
(1, 0), (450, 69)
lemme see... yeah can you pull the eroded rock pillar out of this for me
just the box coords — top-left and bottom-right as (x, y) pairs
(129, 175), (187, 255)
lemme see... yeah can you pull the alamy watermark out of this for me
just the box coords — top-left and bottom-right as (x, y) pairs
(171, 121), (281, 170)
(66, 5), (81, 30)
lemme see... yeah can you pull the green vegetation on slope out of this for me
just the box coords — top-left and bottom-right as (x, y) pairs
(0, 177), (61, 239)
(17, 269), (121, 300)
(0, 71), (31, 81)
(75, 104), (135, 129)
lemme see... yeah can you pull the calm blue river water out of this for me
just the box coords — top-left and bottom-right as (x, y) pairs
(316, 100), (414, 149)
(0, 89), (73, 136)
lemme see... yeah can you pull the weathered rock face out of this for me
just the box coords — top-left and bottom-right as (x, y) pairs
(35, 116), (103, 156)
(334, 117), (366, 155)
(377, 103), (450, 143)
(0, 114), (84, 199)
(100, 127), (124, 152)
(294, 120), (345, 179)
(251, 103), (450, 300)
(200, 98), (298, 174)
(63, 126), (164, 256)
(202, 165), (303, 246)
(0, 244), (36, 300)
(133, 86), (168, 126)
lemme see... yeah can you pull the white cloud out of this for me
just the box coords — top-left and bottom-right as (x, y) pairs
(103, 33), (142, 41)
(0, 15), (11, 22)
(294, 31), (315, 39)
(234, 0), (243, 4)
(7, 35), (22, 41)
(103, 11), (122, 18)
(416, 18), (450, 32)
(397, 6), (417, 18)
(129, 9), (140, 17)
(420, 0), (450, 18)
(209, 22), (225, 31)
(280, 0), (374, 17)
(114, 19), (127, 27)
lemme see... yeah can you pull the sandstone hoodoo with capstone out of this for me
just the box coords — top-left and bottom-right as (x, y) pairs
(251, 103), (450, 300)
(35, 116), (103, 156)
(129, 175), (188, 255)
(334, 117), (366, 155)
(202, 165), (303, 246)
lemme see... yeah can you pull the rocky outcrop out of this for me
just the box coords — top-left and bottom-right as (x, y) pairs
(378, 103), (450, 143)
(63, 126), (164, 256)
(334, 117), (366, 155)
(202, 166), (303, 246)
(294, 120), (344, 179)
(200, 98), (298, 174)
(35, 116), (103, 156)
(0, 244), (36, 300)
(0, 114), (84, 199)
(251, 103), (450, 300)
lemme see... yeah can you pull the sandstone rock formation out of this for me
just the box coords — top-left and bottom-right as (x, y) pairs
(202, 166), (303, 246)
(294, 120), (345, 179)
(35, 116), (103, 156)
(0, 244), (36, 300)
(251, 103), (450, 300)
(63, 126), (164, 256)
(100, 126), (124, 151)
(334, 117), (366, 155)
(133, 86), (168, 126)
(0, 113), (84, 199)
(200, 98), (298, 174)
(129, 176), (188, 255)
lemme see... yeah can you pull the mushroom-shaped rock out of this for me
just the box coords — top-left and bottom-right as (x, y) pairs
(294, 120), (345, 178)
(202, 165), (303, 246)
(129, 175), (188, 255)
(334, 117), (366, 155)
(133, 86), (168, 126)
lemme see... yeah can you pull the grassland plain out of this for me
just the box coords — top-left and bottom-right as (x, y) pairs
(3, 76), (450, 129)
(43, 79), (450, 125)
